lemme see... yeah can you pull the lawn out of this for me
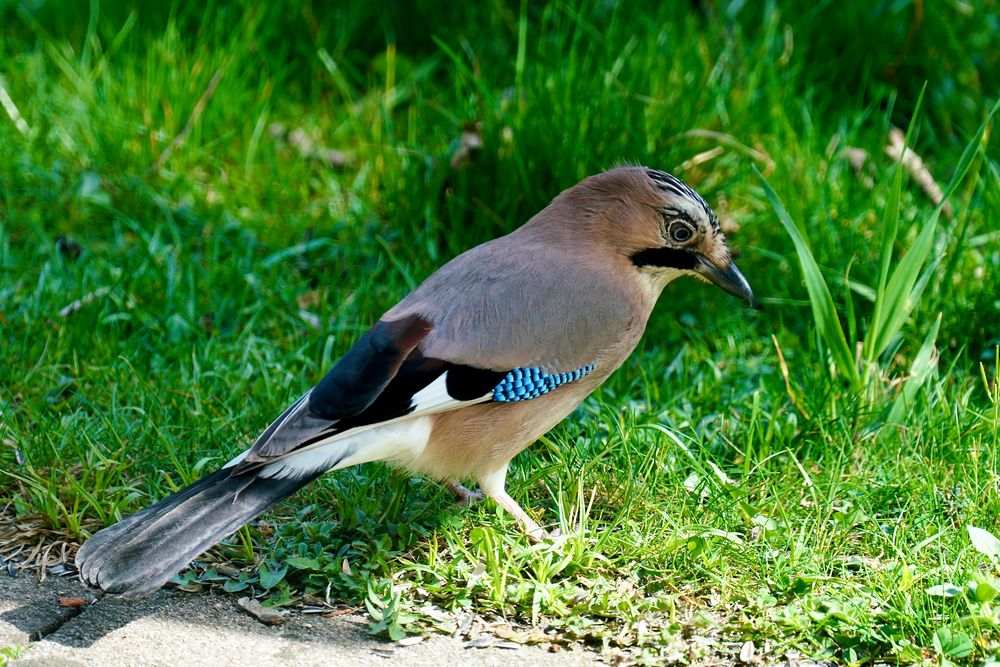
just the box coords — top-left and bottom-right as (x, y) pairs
(2, 0), (999, 663)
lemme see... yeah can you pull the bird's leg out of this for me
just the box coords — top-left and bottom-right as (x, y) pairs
(492, 490), (550, 542)
(478, 465), (557, 542)
(444, 480), (484, 507)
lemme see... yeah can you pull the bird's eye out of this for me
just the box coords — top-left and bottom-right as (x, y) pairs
(668, 221), (694, 243)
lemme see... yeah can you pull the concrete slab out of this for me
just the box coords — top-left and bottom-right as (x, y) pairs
(0, 573), (91, 646)
(4, 580), (599, 667)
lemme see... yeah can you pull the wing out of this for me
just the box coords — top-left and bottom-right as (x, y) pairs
(229, 315), (599, 475)
(229, 314), (504, 474)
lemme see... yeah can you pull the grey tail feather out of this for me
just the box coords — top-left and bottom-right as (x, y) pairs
(75, 467), (320, 599)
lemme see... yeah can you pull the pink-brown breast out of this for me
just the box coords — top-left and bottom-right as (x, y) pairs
(401, 310), (650, 482)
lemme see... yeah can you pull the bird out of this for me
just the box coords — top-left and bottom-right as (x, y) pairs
(75, 166), (753, 599)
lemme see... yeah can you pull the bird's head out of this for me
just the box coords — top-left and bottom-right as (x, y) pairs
(631, 167), (752, 305)
(567, 166), (753, 306)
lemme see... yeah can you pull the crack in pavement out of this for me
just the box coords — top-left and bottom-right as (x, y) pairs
(26, 590), (104, 642)
(0, 572), (95, 649)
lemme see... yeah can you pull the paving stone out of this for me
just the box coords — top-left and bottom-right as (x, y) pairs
(3, 579), (598, 667)
(0, 573), (91, 646)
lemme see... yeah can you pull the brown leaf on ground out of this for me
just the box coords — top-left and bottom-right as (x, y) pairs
(493, 625), (549, 645)
(0, 504), (87, 578)
(57, 596), (87, 607)
(296, 289), (322, 309)
(321, 607), (358, 618)
(237, 596), (285, 625)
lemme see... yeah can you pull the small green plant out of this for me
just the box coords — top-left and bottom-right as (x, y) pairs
(981, 345), (1000, 436)
(924, 526), (1000, 664)
(366, 580), (421, 641)
(0, 645), (23, 667)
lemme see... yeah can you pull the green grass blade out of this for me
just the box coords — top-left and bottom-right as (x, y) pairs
(887, 312), (942, 425)
(865, 84), (926, 363)
(868, 96), (1000, 359)
(756, 166), (861, 390)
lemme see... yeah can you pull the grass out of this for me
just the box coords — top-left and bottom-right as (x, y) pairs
(1, 0), (999, 662)
(0, 645), (22, 666)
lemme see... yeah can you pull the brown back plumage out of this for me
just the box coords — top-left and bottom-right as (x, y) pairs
(383, 167), (669, 372)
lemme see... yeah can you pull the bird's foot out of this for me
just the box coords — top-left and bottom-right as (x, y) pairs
(477, 465), (561, 542)
(488, 488), (560, 542)
(444, 481), (484, 508)
(525, 525), (562, 543)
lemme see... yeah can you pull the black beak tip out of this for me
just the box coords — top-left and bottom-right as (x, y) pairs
(697, 255), (754, 308)
(728, 282), (754, 308)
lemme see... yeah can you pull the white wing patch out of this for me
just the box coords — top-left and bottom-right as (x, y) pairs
(408, 372), (492, 416)
(258, 416), (434, 479)
(223, 372), (492, 479)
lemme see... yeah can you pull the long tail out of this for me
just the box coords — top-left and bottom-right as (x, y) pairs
(75, 467), (319, 599)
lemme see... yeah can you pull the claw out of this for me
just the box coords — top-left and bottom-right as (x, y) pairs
(476, 464), (560, 541)
(525, 525), (561, 543)
(444, 481), (484, 508)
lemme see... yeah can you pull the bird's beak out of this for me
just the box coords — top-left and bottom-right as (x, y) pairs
(694, 255), (754, 306)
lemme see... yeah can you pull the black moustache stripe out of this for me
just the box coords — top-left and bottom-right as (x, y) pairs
(630, 247), (698, 270)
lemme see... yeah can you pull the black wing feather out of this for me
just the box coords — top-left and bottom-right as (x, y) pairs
(327, 357), (505, 434)
(309, 314), (434, 420)
(237, 314), (505, 469)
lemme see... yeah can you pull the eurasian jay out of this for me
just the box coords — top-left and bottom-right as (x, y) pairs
(76, 166), (753, 598)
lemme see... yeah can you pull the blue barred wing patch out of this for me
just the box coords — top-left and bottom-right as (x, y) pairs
(492, 364), (596, 403)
